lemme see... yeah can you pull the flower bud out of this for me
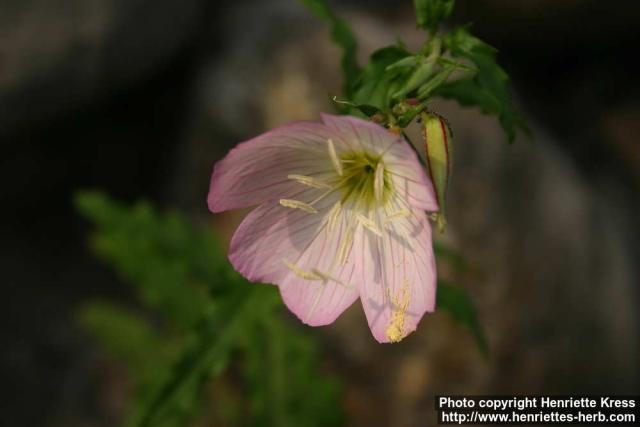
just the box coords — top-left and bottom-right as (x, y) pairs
(420, 111), (452, 233)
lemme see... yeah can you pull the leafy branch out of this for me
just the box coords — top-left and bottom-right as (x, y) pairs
(300, 0), (529, 142)
(75, 192), (343, 427)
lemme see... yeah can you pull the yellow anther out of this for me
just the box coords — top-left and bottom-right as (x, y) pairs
(287, 174), (331, 189)
(311, 268), (355, 289)
(283, 259), (323, 281)
(337, 228), (354, 265)
(384, 209), (411, 224)
(385, 277), (411, 343)
(356, 214), (383, 237)
(279, 199), (318, 214)
(325, 201), (342, 232)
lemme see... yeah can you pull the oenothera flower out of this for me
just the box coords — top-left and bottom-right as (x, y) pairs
(208, 114), (438, 342)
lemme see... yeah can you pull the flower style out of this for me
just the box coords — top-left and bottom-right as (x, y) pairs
(208, 114), (439, 343)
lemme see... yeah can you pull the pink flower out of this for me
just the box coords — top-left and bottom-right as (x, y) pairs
(208, 114), (438, 343)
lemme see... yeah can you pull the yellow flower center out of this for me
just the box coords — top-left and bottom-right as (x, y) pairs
(334, 151), (393, 209)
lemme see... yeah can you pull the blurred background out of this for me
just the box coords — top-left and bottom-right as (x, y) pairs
(1, 0), (639, 426)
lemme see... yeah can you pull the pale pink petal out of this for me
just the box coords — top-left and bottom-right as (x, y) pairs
(383, 139), (439, 212)
(387, 164), (439, 212)
(228, 188), (359, 326)
(358, 200), (437, 343)
(208, 122), (338, 212)
(321, 113), (397, 154)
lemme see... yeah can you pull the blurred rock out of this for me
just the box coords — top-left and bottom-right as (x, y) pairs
(0, 0), (205, 133)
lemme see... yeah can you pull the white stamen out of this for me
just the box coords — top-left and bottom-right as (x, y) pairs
(325, 201), (342, 232)
(357, 214), (383, 237)
(311, 268), (355, 289)
(287, 174), (331, 189)
(283, 259), (323, 280)
(279, 199), (318, 214)
(337, 227), (354, 265)
(327, 139), (343, 176)
(374, 162), (385, 201)
(384, 209), (411, 224)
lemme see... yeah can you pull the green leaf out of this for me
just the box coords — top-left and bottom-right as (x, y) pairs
(385, 55), (420, 71)
(240, 302), (344, 427)
(436, 78), (530, 143)
(298, 0), (360, 97)
(414, 0), (455, 32)
(436, 56), (476, 72)
(434, 241), (468, 273)
(393, 59), (436, 99)
(75, 192), (345, 427)
(139, 286), (264, 427)
(79, 301), (190, 427)
(78, 301), (171, 379)
(351, 46), (412, 111)
(416, 66), (454, 99)
(75, 191), (232, 329)
(438, 26), (530, 142)
(437, 280), (488, 357)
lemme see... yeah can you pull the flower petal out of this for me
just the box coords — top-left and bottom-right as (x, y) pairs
(228, 188), (359, 326)
(383, 141), (439, 212)
(321, 113), (397, 154)
(357, 200), (437, 343)
(387, 160), (439, 212)
(208, 122), (337, 212)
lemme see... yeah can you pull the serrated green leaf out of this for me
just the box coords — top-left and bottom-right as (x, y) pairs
(75, 192), (345, 427)
(439, 26), (530, 142)
(351, 46), (412, 111)
(435, 77), (530, 142)
(79, 301), (188, 427)
(241, 308), (344, 427)
(79, 302), (169, 377)
(298, 0), (360, 97)
(437, 280), (488, 357)
(414, 0), (456, 32)
(74, 191), (230, 329)
(139, 286), (263, 427)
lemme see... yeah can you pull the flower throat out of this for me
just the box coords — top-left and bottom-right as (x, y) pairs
(335, 151), (393, 209)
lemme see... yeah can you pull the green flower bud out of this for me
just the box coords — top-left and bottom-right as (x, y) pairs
(420, 111), (452, 233)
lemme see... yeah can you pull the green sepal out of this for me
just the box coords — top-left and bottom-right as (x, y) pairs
(421, 111), (453, 233)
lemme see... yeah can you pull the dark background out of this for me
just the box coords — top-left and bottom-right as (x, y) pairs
(1, 1), (638, 426)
